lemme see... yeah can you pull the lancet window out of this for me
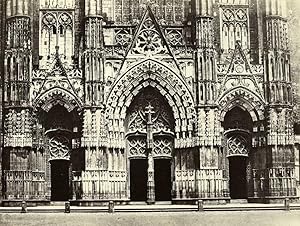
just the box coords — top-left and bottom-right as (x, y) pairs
(220, 6), (249, 51)
(40, 11), (74, 64)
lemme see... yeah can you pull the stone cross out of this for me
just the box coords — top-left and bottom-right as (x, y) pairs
(145, 102), (155, 149)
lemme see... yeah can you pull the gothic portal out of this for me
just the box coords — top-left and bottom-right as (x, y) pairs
(0, 0), (299, 205)
(126, 87), (174, 202)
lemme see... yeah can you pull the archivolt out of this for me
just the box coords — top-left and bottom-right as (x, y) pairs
(33, 87), (83, 112)
(217, 86), (265, 122)
(105, 59), (196, 147)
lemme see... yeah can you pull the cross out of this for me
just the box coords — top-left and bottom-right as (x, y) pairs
(145, 103), (155, 124)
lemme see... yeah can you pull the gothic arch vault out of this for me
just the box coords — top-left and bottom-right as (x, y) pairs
(106, 59), (196, 149)
(33, 87), (83, 113)
(217, 86), (265, 123)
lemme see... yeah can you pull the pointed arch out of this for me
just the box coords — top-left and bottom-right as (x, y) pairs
(218, 86), (265, 122)
(106, 59), (196, 148)
(33, 87), (82, 112)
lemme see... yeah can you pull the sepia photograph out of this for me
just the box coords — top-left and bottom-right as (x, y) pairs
(0, 0), (300, 225)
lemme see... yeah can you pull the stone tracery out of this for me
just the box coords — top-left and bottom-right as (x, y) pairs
(126, 87), (174, 158)
(49, 136), (70, 160)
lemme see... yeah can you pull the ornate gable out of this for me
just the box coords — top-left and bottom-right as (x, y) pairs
(119, 6), (181, 75)
(227, 41), (251, 75)
(127, 6), (171, 57)
(217, 41), (264, 100)
(32, 47), (83, 112)
(216, 41), (265, 122)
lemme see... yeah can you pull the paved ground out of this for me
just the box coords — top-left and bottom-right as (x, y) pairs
(0, 211), (300, 226)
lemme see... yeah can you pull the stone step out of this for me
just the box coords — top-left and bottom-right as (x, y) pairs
(128, 201), (148, 205)
(128, 201), (172, 205)
(154, 201), (172, 205)
(50, 201), (67, 206)
(230, 199), (248, 204)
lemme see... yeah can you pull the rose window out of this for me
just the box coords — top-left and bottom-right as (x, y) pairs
(133, 18), (166, 55)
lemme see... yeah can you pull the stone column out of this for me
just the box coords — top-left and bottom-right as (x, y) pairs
(147, 152), (155, 204)
(146, 103), (155, 204)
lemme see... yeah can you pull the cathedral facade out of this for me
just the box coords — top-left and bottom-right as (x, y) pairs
(0, 0), (299, 205)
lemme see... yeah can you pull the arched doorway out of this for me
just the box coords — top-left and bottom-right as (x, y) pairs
(44, 105), (74, 201)
(223, 107), (253, 199)
(125, 87), (175, 202)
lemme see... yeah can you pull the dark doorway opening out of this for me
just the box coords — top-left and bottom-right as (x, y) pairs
(130, 159), (148, 201)
(51, 160), (70, 201)
(154, 159), (171, 201)
(229, 156), (247, 199)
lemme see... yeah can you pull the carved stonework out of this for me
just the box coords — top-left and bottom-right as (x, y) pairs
(49, 136), (70, 160)
(226, 135), (249, 157)
(32, 52), (83, 112)
(131, 14), (168, 56)
(128, 137), (147, 157)
(1, 0), (297, 202)
(115, 28), (132, 46)
(4, 109), (33, 147)
(106, 58), (196, 148)
(165, 29), (183, 46)
(217, 44), (266, 123)
(220, 7), (249, 50)
(153, 138), (172, 157)
(126, 87), (174, 158)
(127, 88), (173, 134)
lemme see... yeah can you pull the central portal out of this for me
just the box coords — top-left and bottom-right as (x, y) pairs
(51, 160), (70, 201)
(154, 159), (171, 201)
(126, 87), (175, 203)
